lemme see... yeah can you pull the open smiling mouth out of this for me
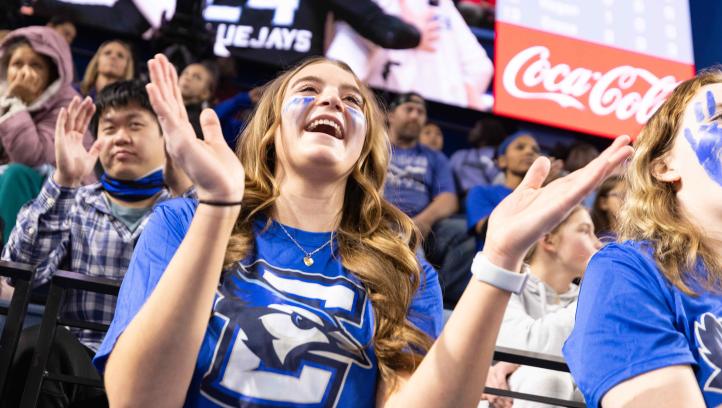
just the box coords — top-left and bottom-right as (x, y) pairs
(305, 119), (344, 140)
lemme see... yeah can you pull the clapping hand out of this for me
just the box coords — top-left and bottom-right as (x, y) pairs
(53, 96), (105, 188)
(145, 54), (244, 203)
(485, 135), (633, 271)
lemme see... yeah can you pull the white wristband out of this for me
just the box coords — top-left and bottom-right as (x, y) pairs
(471, 252), (529, 294)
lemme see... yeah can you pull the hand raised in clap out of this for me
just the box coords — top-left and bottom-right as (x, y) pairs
(146, 54), (244, 203)
(485, 135), (633, 272)
(53, 96), (105, 188)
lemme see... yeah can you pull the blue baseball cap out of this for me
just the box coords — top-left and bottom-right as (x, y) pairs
(497, 131), (535, 156)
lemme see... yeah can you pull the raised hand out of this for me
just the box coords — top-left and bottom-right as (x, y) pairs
(399, 0), (441, 52)
(485, 135), (633, 271)
(416, 12), (442, 52)
(145, 54), (244, 202)
(53, 96), (105, 187)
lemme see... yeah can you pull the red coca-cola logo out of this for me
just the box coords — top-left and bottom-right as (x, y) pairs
(494, 23), (695, 138)
(502, 45), (681, 125)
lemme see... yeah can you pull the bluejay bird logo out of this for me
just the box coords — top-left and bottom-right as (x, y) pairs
(695, 312), (722, 394)
(200, 261), (372, 407)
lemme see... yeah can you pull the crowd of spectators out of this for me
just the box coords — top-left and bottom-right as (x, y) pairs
(4, 6), (717, 408)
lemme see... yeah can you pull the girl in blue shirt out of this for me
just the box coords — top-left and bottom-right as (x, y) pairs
(564, 69), (722, 407)
(95, 53), (632, 407)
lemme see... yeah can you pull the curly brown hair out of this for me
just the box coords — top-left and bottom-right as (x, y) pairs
(223, 57), (433, 387)
(619, 68), (722, 294)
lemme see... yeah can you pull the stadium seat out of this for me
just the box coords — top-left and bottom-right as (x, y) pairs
(484, 346), (585, 408)
(0, 261), (36, 400)
(19, 270), (120, 408)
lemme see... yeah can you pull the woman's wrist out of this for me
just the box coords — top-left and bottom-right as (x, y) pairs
(472, 253), (528, 294)
(198, 199), (243, 207)
(52, 170), (82, 188)
(482, 247), (524, 273)
(195, 202), (241, 222)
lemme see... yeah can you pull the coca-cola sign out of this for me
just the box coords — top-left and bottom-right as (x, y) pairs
(494, 23), (695, 138)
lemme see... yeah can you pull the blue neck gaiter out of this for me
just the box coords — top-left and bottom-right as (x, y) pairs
(100, 168), (164, 202)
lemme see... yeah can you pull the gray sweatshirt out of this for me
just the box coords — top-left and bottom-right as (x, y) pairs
(496, 273), (579, 357)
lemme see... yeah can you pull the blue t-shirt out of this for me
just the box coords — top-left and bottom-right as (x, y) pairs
(384, 143), (456, 217)
(465, 184), (512, 251)
(563, 241), (722, 407)
(93, 198), (443, 407)
(449, 147), (500, 193)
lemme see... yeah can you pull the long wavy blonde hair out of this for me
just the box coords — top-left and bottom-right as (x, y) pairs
(618, 68), (722, 294)
(80, 40), (134, 96)
(223, 57), (432, 384)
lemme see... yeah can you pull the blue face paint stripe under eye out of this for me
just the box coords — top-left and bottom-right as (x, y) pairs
(708, 90), (717, 117)
(347, 106), (365, 123)
(283, 96), (315, 113)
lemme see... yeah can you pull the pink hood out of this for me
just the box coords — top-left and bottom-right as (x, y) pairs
(0, 26), (91, 169)
(0, 26), (74, 90)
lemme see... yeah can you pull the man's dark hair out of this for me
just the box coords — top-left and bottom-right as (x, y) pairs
(467, 117), (507, 148)
(389, 91), (425, 111)
(91, 80), (159, 136)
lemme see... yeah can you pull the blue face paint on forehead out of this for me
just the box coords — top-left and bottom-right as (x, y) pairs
(283, 96), (315, 113)
(684, 89), (722, 187)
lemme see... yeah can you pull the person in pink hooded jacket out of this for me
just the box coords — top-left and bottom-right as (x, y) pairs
(0, 25), (92, 166)
(0, 26), (93, 245)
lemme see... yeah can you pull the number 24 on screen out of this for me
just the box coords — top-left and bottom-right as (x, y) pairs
(204, 0), (300, 26)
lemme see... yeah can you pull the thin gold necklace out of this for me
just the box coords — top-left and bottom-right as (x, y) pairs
(276, 221), (334, 267)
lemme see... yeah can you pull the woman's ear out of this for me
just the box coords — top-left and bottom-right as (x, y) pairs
(497, 155), (507, 170)
(651, 153), (681, 184)
(538, 233), (557, 253)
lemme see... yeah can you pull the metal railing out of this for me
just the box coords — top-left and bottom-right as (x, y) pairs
(19, 270), (120, 408)
(0, 261), (36, 400)
(483, 346), (585, 408)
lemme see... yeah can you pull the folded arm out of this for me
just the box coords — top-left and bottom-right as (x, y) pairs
(329, 0), (421, 49)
